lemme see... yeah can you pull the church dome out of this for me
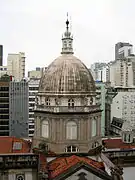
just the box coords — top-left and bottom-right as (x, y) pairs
(39, 54), (95, 94)
(39, 17), (95, 95)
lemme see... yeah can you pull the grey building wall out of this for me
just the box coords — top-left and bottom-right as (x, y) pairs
(115, 42), (133, 60)
(9, 80), (29, 138)
(0, 45), (3, 66)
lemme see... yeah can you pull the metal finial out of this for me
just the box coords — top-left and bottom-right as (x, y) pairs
(66, 12), (69, 30)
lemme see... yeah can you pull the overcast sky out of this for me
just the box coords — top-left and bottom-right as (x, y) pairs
(0, 0), (135, 73)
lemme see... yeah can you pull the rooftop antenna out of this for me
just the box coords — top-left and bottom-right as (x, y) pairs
(66, 12), (69, 31)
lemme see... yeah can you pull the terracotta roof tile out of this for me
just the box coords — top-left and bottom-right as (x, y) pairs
(0, 137), (31, 154)
(48, 155), (105, 178)
(103, 138), (135, 149)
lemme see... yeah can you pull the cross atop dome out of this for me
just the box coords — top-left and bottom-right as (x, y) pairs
(61, 13), (74, 54)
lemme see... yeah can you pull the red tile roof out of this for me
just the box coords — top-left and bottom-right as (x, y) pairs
(103, 138), (135, 149)
(0, 137), (31, 154)
(48, 155), (105, 179)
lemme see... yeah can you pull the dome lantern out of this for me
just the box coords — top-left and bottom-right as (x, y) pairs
(61, 13), (74, 55)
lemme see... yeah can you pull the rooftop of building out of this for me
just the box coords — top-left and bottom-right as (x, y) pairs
(0, 136), (31, 154)
(102, 138), (135, 150)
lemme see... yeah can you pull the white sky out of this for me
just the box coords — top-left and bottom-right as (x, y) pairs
(0, 0), (135, 73)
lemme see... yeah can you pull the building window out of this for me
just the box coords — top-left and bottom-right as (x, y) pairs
(13, 142), (22, 150)
(124, 133), (126, 142)
(92, 118), (97, 137)
(66, 121), (77, 139)
(68, 99), (74, 107)
(46, 98), (50, 106)
(90, 97), (93, 105)
(16, 174), (25, 180)
(128, 134), (131, 142)
(42, 120), (49, 138)
(64, 41), (67, 48)
(65, 145), (79, 153)
(92, 141), (99, 149)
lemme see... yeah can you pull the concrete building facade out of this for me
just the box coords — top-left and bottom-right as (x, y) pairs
(90, 63), (110, 82)
(111, 87), (135, 129)
(28, 78), (40, 137)
(0, 66), (7, 77)
(110, 56), (135, 87)
(0, 45), (3, 66)
(95, 82), (117, 136)
(7, 52), (25, 81)
(0, 74), (11, 136)
(115, 42), (133, 60)
(9, 80), (29, 138)
(28, 67), (43, 79)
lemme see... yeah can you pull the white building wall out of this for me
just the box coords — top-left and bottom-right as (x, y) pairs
(90, 63), (109, 82)
(8, 169), (37, 180)
(66, 169), (102, 180)
(118, 46), (133, 57)
(7, 52), (25, 81)
(110, 57), (135, 87)
(28, 79), (40, 137)
(0, 66), (7, 77)
(111, 90), (135, 127)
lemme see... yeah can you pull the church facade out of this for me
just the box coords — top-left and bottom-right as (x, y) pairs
(33, 17), (102, 153)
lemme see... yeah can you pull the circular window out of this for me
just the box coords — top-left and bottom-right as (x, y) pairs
(16, 175), (25, 180)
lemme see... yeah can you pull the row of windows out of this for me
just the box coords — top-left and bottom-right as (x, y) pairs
(40, 98), (94, 107)
(40, 144), (98, 153)
(0, 93), (9, 97)
(29, 87), (39, 91)
(41, 120), (97, 139)
(0, 87), (9, 91)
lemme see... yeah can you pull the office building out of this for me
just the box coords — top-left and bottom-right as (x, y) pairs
(9, 80), (29, 138)
(111, 87), (135, 131)
(0, 74), (11, 136)
(7, 52), (25, 81)
(0, 45), (3, 66)
(90, 63), (110, 82)
(28, 78), (39, 137)
(115, 42), (133, 60)
(110, 56), (135, 87)
(28, 67), (43, 79)
(0, 66), (7, 77)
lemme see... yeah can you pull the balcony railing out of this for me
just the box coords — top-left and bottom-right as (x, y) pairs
(0, 154), (38, 169)
(35, 105), (100, 113)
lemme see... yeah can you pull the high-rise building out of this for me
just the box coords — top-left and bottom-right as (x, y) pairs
(0, 74), (11, 136)
(90, 63), (110, 82)
(110, 56), (135, 87)
(7, 52), (25, 81)
(28, 67), (43, 79)
(0, 45), (3, 66)
(9, 80), (29, 138)
(111, 87), (135, 133)
(0, 66), (7, 77)
(115, 42), (133, 60)
(28, 78), (40, 137)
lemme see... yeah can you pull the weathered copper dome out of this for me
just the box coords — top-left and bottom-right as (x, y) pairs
(39, 54), (96, 94)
